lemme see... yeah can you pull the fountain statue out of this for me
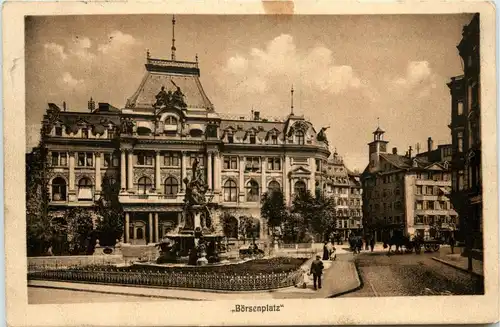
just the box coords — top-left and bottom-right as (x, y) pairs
(156, 156), (223, 266)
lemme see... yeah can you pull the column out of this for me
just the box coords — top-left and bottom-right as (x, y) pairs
(154, 213), (159, 243)
(69, 152), (75, 192)
(127, 150), (134, 191)
(181, 151), (187, 191)
(120, 150), (126, 190)
(284, 156), (290, 203)
(214, 151), (221, 192)
(239, 155), (245, 192)
(309, 158), (316, 193)
(124, 212), (130, 243)
(207, 151), (213, 190)
(155, 151), (161, 192)
(261, 156), (267, 194)
(148, 213), (153, 244)
(95, 152), (102, 194)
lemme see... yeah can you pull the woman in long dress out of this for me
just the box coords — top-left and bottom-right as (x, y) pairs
(322, 242), (329, 260)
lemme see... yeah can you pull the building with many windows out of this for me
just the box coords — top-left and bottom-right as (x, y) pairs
(361, 127), (458, 242)
(448, 13), (482, 250)
(34, 29), (346, 247)
(322, 152), (363, 239)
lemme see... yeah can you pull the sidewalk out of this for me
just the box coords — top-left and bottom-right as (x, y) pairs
(431, 246), (484, 277)
(28, 253), (361, 301)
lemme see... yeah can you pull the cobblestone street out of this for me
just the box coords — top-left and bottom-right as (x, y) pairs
(340, 250), (484, 297)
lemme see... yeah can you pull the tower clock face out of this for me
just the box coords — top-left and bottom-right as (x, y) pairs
(380, 143), (387, 152)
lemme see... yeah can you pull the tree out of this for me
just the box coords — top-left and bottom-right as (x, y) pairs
(26, 145), (54, 256)
(65, 207), (95, 254)
(260, 189), (286, 245)
(282, 212), (305, 243)
(238, 216), (260, 243)
(220, 212), (238, 239)
(95, 175), (124, 246)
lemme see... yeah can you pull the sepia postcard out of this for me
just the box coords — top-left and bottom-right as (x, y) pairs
(3, 1), (499, 326)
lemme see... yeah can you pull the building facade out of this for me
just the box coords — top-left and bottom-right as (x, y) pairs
(322, 152), (363, 239)
(36, 47), (342, 246)
(361, 127), (458, 242)
(448, 13), (482, 249)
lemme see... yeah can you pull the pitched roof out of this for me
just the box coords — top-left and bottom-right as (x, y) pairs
(125, 58), (214, 111)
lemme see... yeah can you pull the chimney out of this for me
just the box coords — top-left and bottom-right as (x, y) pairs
(254, 111), (260, 120)
(63, 101), (67, 111)
(408, 146), (413, 158)
(427, 137), (434, 152)
(392, 147), (397, 155)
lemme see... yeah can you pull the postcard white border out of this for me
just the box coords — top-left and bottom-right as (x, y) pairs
(4, 1), (498, 326)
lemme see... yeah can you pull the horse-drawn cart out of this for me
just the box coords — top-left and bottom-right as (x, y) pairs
(384, 235), (443, 254)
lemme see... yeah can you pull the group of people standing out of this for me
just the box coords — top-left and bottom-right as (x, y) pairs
(322, 241), (337, 261)
(349, 235), (375, 254)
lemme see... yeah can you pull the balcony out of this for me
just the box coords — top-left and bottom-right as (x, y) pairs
(119, 192), (186, 204)
(415, 180), (451, 187)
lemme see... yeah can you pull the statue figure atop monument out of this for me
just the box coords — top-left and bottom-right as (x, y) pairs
(183, 157), (208, 207)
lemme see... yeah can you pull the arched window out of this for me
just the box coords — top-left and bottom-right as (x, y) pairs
(165, 116), (178, 125)
(246, 180), (260, 202)
(268, 180), (281, 193)
(294, 180), (306, 195)
(136, 227), (144, 239)
(223, 180), (238, 202)
(52, 177), (67, 201)
(78, 177), (93, 200)
(295, 131), (305, 145)
(137, 176), (153, 195)
(164, 177), (179, 197)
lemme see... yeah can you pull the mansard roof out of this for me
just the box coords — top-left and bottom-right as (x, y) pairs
(125, 57), (214, 111)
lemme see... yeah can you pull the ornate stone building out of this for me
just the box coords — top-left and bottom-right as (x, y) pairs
(361, 127), (458, 242)
(36, 38), (339, 246)
(448, 13), (482, 251)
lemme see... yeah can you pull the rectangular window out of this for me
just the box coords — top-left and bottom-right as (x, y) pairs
(189, 154), (205, 167)
(416, 186), (422, 195)
(137, 152), (154, 166)
(164, 152), (180, 167)
(77, 152), (93, 167)
(428, 201), (435, 210)
(104, 154), (111, 167)
(457, 131), (464, 152)
(51, 152), (67, 166)
(108, 129), (115, 139)
(228, 134), (234, 144)
(223, 156), (238, 170)
(316, 159), (321, 172)
(245, 157), (260, 172)
(271, 134), (278, 144)
(458, 170), (464, 191)
(457, 101), (464, 115)
(267, 157), (281, 171)
(55, 126), (63, 136)
(249, 134), (256, 144)
(416, 201), (423, 210)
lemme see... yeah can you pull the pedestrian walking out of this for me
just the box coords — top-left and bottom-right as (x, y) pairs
(330, 245), (337, 261)
(357, 237), (363, 253)
(310, 255), (324, 290)
(449, 234), (456, 254)
(370, 238), (375, 252)
(322, 241), (329, 260)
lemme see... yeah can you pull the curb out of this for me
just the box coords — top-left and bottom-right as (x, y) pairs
(328, 260), (362, 298)
(431, 257), (483, 278)
(28, 284), (202, 301)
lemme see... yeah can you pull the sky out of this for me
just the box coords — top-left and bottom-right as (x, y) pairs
(25, 14), (474, 171)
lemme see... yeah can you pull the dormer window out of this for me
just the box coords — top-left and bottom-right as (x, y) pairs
(271, 134), (278, 144)
(108, 128), (115, 139)
(165, 116), (177, 125)
(295, 131), (305, 145)
(82, 127), (89, 138)
(55, 126), (63, 136)
(228, 134), (234, 144)
(249, 134), (256, 144)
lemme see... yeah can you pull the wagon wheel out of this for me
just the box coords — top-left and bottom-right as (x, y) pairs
(424, 244), (432, 252)
(432, 244), (440, 252)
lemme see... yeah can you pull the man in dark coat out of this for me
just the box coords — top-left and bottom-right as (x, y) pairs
(310, 255), (324, 290)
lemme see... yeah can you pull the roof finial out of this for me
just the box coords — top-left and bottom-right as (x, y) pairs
(290, 85), (294, 115)
(171, 15), (176, 61)
(195, 53), (198, 62)
(377, 117), (380, 128)
(146, 48), (150, 59)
